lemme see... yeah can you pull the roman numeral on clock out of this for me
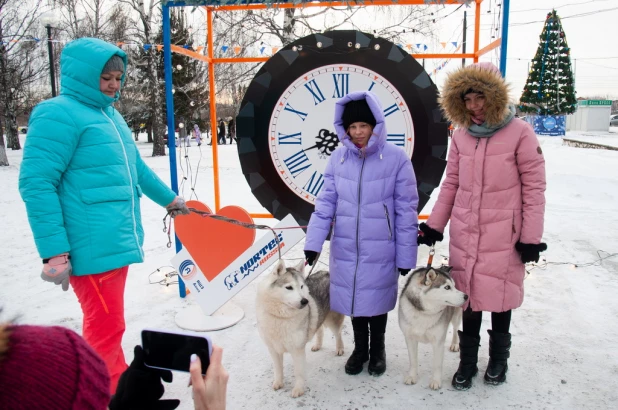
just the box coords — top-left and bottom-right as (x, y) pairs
(303, 171), (325, 196)
(332, 74), (349, 98)
(284, 103), (308, 121)
(277, 131), (302, 145)
(387, 133), (405, 147)
(384, 103), (400, 117)
(283, 150), (311, 177)
(304, 79), (326, 105)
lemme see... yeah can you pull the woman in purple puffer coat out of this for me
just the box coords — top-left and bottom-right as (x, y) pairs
(304, 91), (418, 377)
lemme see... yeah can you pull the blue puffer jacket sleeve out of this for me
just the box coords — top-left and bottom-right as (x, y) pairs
(304, 153), (339, 252)
(135, 153), (176, 207)
(19, 103), (78, 259)
(394, 155), (419, 269)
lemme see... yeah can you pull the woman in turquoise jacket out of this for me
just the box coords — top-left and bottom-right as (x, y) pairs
(18, 37), (189, 393)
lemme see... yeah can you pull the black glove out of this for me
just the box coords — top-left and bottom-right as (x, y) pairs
(304, 250), (318, 266)
(398, 268), (411, 276)
(109, 345), (180, 410)
(515, 242), (548, 264)
(417, 222), (444, 246)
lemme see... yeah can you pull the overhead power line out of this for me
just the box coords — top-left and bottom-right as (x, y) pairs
(510, 0), (613, 13)
(507, 56), (618, 60)
(577, 60), (618, 71)
(510, 6), (618, 26)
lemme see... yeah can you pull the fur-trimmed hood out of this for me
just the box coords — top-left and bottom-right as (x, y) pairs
(439, 62), (510, 129)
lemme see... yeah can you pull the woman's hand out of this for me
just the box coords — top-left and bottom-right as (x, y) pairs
(41, 253), (72, 291)
(109, 345), (180, 410)
(515, 242), (547, 264)
(304, 250), (318, 266)
(166, 197), (191, 218)
(417, 223), (444, 246)
(190, 345), (229, 410)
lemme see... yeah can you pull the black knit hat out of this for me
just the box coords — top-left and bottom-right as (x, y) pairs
(102, 55), (125, 74)
(342, 99), (376, 130)
(461, 88), (484, 99)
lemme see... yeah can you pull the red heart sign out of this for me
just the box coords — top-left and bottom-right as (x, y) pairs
(174, 201), (255, 281)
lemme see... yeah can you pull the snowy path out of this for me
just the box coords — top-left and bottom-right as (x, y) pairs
(1, 135), (617, 409)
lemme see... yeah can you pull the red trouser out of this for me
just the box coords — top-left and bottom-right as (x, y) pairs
(70, 266), (129, 394)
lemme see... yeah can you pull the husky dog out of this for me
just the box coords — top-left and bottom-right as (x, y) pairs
(398, 266), (468, 390)
(256, 259), (345, 398)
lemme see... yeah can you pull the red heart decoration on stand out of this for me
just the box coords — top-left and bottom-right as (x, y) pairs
(175, 201), (255, 281)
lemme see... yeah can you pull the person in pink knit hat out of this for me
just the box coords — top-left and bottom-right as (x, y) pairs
(417, 62), (547, 390)
(0, 322), (111, 409)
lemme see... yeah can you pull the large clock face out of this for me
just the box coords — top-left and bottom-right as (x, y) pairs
(238, 30), (448, 227)
(270, 64), (414, 203)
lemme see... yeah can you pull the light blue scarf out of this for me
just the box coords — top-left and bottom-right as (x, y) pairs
(468, 104), (516, 138)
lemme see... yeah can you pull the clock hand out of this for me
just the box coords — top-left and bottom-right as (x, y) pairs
(303, 129), (339, 156)
(303, 144), (319, 152)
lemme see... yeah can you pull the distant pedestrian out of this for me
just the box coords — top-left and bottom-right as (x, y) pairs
(228, 118), (236, 144)
(218, 120), (226, 145)
(193, 124), (202, 146)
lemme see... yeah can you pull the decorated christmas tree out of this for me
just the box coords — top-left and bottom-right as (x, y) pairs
(519, 10), (576, 115)
(155, 10), (209, 129)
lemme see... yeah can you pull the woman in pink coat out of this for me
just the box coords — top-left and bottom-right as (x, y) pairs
(418, 63), (547, 390)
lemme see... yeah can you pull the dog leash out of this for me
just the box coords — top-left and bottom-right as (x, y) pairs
(305, 252), (321, 277)
(426, 245), (436, 268)
(163, 208), (284, 261)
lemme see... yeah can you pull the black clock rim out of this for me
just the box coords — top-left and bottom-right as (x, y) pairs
(238, 30), (448, 228)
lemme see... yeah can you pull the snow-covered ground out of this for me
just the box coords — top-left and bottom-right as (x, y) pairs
(563, 127), (618, 148)
(1, 133), (618, 409)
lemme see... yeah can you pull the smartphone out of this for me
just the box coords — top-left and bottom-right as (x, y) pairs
(141, 328), (212, 375)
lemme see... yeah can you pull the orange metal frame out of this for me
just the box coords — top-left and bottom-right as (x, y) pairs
(194, 0), (494, 220)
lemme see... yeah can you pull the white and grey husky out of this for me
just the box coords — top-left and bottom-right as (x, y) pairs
(398, 266), (468, 390)
(256, 259), (345, 398)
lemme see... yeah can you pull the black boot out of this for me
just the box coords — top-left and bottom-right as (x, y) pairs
(484, 329), (511, 385)
(367, 314), (387, 376)
(452, 330), (480, 390)
(345, 317), (369, 375)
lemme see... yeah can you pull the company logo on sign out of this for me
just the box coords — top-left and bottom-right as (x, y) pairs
(542, 116), (557, 130)
(224, 233), (285, 290)
(179, 259), (198, 281)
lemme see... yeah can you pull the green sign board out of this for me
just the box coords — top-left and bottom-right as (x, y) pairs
(578, 100), (612, 106)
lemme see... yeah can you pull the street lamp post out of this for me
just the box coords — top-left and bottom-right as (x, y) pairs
(45, 24), (56, 97)
(40, 12), (58, 97)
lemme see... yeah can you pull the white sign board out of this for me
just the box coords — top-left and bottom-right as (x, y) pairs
(171, 214), (305, 316)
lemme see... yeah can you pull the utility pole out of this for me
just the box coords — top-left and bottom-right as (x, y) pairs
(45, 24), (56, 97)
(462, 11), (467, 67)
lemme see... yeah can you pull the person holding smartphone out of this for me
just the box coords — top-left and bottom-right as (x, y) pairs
(190, 345), (229, 410)
(18, 37), (191, 394)
(0, 319), (228, 410)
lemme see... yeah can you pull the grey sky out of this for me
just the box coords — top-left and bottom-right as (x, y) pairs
(185, 1), (616, 100)
(433, 0), (618, 100)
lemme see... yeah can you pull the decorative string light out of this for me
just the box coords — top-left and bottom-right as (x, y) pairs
(525, 250), (618, 274)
